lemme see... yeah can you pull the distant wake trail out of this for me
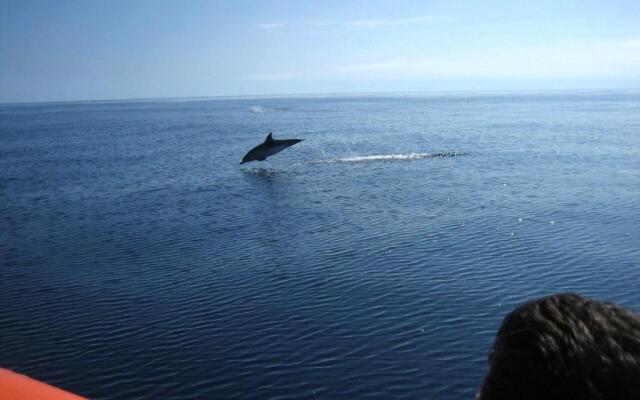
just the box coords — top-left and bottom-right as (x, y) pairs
(309, 152), (462, 164)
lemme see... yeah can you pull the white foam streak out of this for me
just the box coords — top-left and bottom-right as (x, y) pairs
(312, 152), (460, 164)
(340, 153), (434, 162)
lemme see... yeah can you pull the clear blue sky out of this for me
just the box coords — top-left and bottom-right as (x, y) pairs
(1, 0), (639, 102)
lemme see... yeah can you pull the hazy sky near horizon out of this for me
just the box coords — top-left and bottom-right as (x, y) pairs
(1, 0), (640, 102)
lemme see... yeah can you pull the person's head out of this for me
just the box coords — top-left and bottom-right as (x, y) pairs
(478, 293), (640, 400)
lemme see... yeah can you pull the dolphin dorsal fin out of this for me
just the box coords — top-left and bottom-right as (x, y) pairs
(265, 132), (274, 143)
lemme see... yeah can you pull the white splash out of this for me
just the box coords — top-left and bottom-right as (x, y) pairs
(249, 105), (271, 113)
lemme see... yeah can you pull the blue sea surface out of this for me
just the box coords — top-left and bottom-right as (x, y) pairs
(1, 91), (639, 399)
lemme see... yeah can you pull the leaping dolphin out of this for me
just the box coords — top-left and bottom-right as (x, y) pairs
(240, 132), (303, 164)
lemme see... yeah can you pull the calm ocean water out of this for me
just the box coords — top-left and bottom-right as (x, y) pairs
(1, 91), (639, 399)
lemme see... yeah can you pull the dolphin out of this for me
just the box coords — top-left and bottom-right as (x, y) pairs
(240, 132), (304, 164)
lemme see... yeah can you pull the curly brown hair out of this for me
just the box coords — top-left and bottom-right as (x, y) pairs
(478, 293), (640, 400)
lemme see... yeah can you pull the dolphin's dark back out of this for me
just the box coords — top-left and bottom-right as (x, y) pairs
(272, 138), (303, 146)
(240, 132), (304, 164)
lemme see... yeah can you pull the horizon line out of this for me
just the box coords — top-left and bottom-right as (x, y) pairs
(1, 87), (639, 107)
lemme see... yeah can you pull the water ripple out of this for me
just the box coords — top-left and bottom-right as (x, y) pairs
(2, 93), (639, 399)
